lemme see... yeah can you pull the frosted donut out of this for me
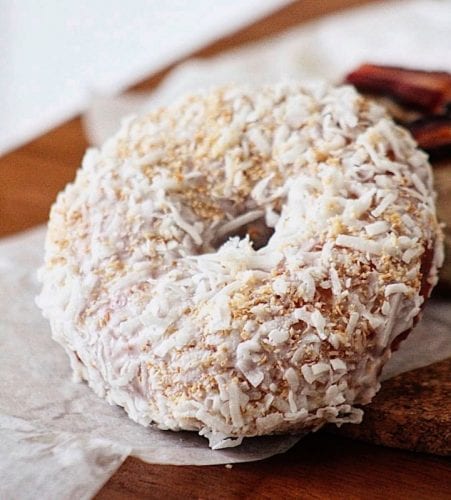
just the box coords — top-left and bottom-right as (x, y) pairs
(37, 82), (443, 449)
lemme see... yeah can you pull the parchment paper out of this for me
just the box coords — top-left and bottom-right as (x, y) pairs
(2, 1), (451, 498)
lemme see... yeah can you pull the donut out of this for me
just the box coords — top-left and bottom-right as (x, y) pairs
(37, 82), (443, 449)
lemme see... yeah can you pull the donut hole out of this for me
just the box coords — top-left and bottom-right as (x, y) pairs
(213, 217), (275, 250)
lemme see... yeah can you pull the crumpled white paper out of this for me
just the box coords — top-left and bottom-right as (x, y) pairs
(2, 1), (451, 498)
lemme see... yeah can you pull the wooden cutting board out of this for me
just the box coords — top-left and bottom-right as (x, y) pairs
(334, 358), (450, 455)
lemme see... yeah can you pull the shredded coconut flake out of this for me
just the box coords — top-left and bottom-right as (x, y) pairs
(385, 283), (410, 296)
(336, 235), (382, 255)
(365, 220), (389, 237)
(37, 81), (442, 449)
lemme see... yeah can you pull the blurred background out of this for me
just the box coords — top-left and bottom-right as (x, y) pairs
(0, 0), (288, 155)
(1, 0), (450, 239)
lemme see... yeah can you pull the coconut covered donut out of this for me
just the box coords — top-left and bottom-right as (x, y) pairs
(37, 82), (443, 449)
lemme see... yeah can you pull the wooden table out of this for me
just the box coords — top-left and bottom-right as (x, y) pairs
(1, 1), (450, 498)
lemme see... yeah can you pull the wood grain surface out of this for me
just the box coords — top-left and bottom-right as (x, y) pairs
(2, 1), (450, 498)
(96, 434), (451, 500)
(334, 359), (450, 456)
